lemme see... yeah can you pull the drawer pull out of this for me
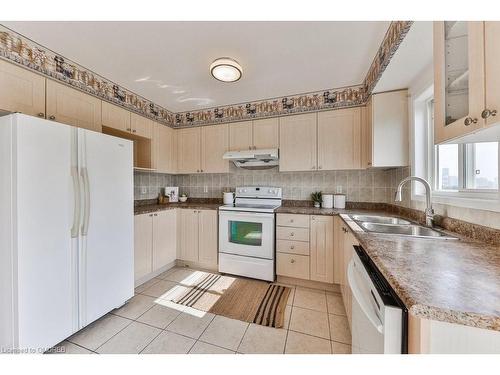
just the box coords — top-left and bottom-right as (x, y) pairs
(290, 245), (295, 250)
(290, 259), (295, 264)
(290, 219), (294, 223)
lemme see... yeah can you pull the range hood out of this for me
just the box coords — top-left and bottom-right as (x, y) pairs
(223, 148), (279, 170)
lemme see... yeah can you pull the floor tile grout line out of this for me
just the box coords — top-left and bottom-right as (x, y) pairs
(64, 340), (99, 354)
(283, 284), (297, 354)
(195, 338), (236, 354)
(90, 316), (135, 353)
(234, 322), (251, 353)
(137, 326), (165, 354)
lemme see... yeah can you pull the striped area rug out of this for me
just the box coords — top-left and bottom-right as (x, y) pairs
(171, 273), (291, 328)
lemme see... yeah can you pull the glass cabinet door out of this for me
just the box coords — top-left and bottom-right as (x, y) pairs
(434, 21), (485, 144)
(444, 21), (469, 126)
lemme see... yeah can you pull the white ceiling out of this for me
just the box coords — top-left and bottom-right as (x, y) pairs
(2, 21), (390, 112)
(373, 21), (433, 93)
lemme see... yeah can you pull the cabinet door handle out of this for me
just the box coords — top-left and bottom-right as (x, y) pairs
(311, 166), (316, 170)
(132, 129), (136, 133)
(126, 128), (131, 131)
(290, 219), (294, 223)
(318, 166), (322, 169)
(464, 117), (478, 126)
(481, 109), (497, 119)
(49, 115), (55, 120)
(290, 245), (295, 250)
(290, 232), (294, 237)
(290, 258), (295, 264)
(37, 112), (45, 117)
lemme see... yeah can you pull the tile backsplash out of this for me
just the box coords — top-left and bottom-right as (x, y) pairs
(134, 164), (407, 203)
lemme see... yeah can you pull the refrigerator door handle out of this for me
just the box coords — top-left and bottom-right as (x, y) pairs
(81, 167), (91, 236)
(70, 166), (81, 238)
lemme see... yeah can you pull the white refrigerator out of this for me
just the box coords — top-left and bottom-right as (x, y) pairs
(0, 113), (134, 353)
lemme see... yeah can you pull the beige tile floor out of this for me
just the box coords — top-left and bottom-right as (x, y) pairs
(52, 267), (352, 354)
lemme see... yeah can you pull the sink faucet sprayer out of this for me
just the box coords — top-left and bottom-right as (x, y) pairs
(394, 176), (434, 227)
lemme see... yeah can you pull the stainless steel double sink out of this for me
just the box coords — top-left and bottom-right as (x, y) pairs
(349, 214), (457, 240)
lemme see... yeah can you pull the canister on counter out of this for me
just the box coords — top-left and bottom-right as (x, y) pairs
(334, 193), (346, 209)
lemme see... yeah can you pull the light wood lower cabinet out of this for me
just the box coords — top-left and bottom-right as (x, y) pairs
(0, 59), (45, 117)
(309, 215), (334, 283)
(152, 210), (177, 271)
(338, 221), (358, 329)
(46, 79), (102, 132)
(198, 210), (218, 267)
(134, 213), (153, 281)
(178, 209), (218, 268)
(333, 216), (344, 284)
(134, 210), (177, 282)
(276, 213), (334, 284)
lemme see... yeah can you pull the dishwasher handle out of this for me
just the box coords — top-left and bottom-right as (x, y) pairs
(347, 260), (384, 334)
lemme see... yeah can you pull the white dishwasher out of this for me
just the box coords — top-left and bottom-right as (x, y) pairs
(348, 245), (408, 354)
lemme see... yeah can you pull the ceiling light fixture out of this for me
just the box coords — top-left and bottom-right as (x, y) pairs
(210, 58), (242, 82)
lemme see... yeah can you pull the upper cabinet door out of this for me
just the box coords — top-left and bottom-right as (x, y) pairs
(177, 127), (201, 174)
(229, 121), (253, 151)
(253, 118), (279, 149)
(46, 80), (102, 132)
(484, 22), (500, 128)
(434, 21), (485, 143)
(279, 113), (317, 172)
(154, 123), (176, 173)
(0, 60), (45, 117)
(101, 101), (131, 133)
(201, 124), (229, 173)
(317, 108), (361, 170)
(131, 113), (153, 139)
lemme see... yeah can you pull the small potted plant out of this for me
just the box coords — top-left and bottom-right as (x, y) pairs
(311, 191), (322, 208)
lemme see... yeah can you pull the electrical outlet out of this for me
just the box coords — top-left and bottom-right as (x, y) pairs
(141, 187), (147, 194)
(336, 186), (343, 194)
(204, 185), (208, 193)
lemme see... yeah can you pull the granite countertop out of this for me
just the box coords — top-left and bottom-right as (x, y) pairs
(134, 202), (220, 215)
(340, 214), (500, 332)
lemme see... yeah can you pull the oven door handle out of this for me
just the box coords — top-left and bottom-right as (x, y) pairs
(347, 260), (384, 334)
(219, 211), (274, 218)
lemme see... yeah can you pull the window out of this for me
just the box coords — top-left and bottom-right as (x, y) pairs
(412, 86), (500, 211)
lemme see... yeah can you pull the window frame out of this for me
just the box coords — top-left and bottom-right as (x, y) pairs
(412, 88), (500, 212)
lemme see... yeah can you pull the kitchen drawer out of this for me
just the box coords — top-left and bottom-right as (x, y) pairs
(276, 253), (310, 280)
(276, 214), (310, 228)
(276, 239), (310, 255)
(276, 226), (309, 242)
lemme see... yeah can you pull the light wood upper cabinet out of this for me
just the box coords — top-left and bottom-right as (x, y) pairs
(177, 127), (201, 174)
(228, 118), (279, 151)
(0, 59), (45, 117)
(318, 108), (361, 170)
(152, 210), (176, 272)
(484, 22), (500, 129)
(252, 118), (279, 149)
(134, 213), (153, 281)
(434, 21), (486, 143)
(46, 80), (102, 132)
(154, 122), (177, 174)
(229, 121), (253, 151)
(131, 113), (153, 139)
(201, 124), (229, 173)
(198, 210), (218, 267)
(101, 100), (131, 133)
(309, 215), (334, 284)
(178, 209), (200, 262)
(279, 113), (317, 172)
(362, 90), (408, 168)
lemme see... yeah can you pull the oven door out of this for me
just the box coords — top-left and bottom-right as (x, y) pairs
(219, 210), (275, 260)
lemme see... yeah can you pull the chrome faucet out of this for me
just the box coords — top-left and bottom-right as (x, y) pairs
(394, 176), (434, 227)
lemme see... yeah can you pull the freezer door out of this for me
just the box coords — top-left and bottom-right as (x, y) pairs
(78, 129), (134, 326)
(13, 114), (78, 351)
